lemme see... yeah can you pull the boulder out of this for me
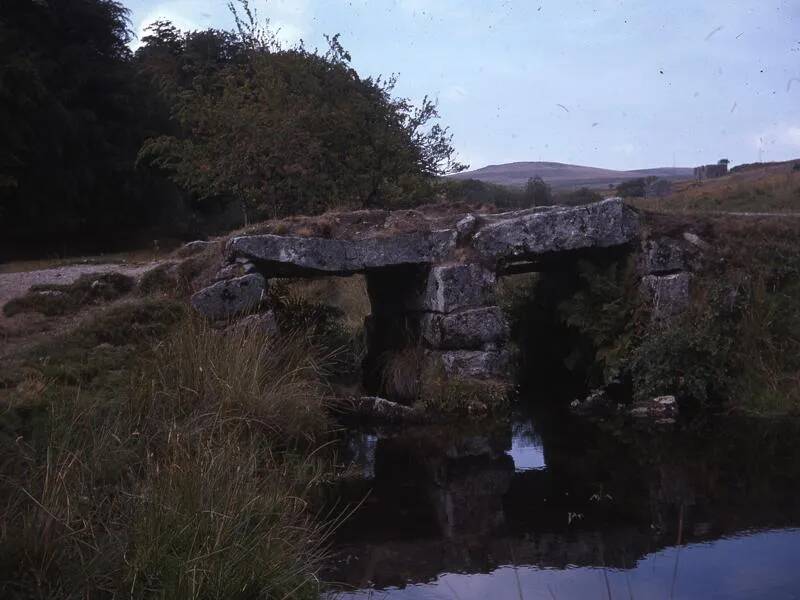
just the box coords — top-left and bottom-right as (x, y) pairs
(190, 273), (266, 320)
(472, 198), (639, 264)
(176, 239), (218, 258)
(431, 349), (512, 379)
(421, 306), (509, 350)
(641, 272), (691, 319)
(226, 229), (457, 276)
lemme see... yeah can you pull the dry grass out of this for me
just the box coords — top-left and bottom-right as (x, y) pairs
(632, 162), (800, 214)
(3, 272), (135, 317)
(0, 306), (335, 598)
(281, 276), (371, 334)
(378, 346), (425, 404)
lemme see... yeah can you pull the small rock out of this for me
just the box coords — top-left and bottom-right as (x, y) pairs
(682, 232), (711, 251)
(228, 311), (278, 338)
(570, 388), (613, 416)
(629, 395), (679, 421)
(190, 273), (267, 321)
(350, 396), (424, 424)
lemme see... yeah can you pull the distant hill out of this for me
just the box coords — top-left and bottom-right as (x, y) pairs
(449, 161), (693, 190)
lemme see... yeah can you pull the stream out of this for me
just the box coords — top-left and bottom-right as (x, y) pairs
(324, 407), (800, 599)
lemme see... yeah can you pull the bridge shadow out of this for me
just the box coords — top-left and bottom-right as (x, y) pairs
(324, 411), (800, 591)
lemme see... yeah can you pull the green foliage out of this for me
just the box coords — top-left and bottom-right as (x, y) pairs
(615, 177), (648, 198)
(628, 306), (734, 405)
(136, 6), (466, 218)
(438, 178), (528, 208)
(557, 259), (641, 384)
(513, 218), (800, 414)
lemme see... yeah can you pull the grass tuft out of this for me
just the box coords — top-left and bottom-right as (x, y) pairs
(1, 300), (334, 598)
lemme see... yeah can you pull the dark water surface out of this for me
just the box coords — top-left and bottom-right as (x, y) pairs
(324, 408), (800, 599)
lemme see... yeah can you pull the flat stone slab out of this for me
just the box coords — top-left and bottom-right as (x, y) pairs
(191, 273), (266, 320)
(472, 198), (639, 264)
(421, 306), (509, 350)
(227, 229), (457, 276)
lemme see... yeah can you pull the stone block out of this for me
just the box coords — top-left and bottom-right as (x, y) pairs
(410, 263), (496, 313)
(429, 349), (512, 379)
(421, 306), (509, 349)
(641, 272), (690, 319)
(640, 238), (686, 275)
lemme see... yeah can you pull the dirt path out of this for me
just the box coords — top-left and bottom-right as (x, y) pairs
(0, 261), (159, 360)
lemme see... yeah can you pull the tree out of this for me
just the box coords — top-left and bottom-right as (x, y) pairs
(136, 5), (466, 219)
(0, 0), (152, 243)
(523, 176), (552, 206)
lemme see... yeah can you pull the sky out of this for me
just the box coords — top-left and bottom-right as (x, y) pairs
(124, 0), (800, 171)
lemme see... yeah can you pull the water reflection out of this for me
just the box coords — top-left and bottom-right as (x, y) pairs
(326, 412), (800, 599)
(336, 530), (800, 599)
(509, 419), (546, 472)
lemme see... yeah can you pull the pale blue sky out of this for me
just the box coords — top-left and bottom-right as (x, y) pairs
(125, 0), (800, 171)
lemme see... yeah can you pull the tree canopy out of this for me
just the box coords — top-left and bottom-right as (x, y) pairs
(0, 0), (149, 242)
(135, 9), (466, 219)
(0, 0), (466, 248)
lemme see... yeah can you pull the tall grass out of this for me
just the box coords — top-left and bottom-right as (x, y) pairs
(1, 309), (334, 598)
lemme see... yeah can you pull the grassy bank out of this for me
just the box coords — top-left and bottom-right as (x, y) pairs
(1, 299), (336, 598)
(632, 161), (800, 214)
